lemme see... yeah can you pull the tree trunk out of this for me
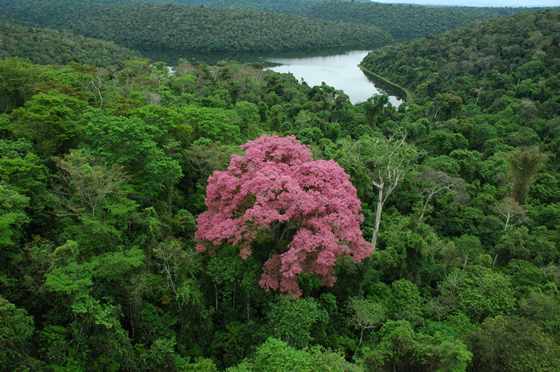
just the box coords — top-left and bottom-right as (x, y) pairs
(419, 193), (433, 223)
(371, 183), (384, 251)
(359, 327), (365, 347)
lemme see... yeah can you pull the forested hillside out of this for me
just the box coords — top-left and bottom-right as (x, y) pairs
(0, 0), (391, 54)
(145, 0), (527, 40)
(0, 22), (138, 67)
(1, 8), (560, 372)
(293, 1), (524, 40)
(362, 10), (560, 112)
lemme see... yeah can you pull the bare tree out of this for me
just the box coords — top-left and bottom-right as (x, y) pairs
(339, 134), (417, 251)
(89, 70), (105, 108)
(56, 149), (127, 217)
(369, 135), (417, 250)
(495, 197), (527, 231)
(416, 167), (468, 222)
(150, 238), (204, 311)
(349, 298), (386, 346)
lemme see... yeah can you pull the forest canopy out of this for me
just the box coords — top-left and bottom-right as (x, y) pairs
(0, 22), (138, 67)
(0, 6), (560, 372)
(0, 0), (392, 54)
(137, 0), (529, 40)
(361, 10), (560, 114)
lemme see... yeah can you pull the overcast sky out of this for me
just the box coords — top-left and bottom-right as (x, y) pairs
(372, 0), (559, 7)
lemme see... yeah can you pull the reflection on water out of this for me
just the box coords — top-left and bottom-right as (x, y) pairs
(267, 50), (401, 106)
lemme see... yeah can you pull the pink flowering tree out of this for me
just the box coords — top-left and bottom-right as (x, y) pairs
(195, 135), (372, 296)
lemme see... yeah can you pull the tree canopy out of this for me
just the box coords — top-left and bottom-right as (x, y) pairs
(196, 135), (371, 296)
(129, 0), (529, 40)
(0, 0), (392, 54)
(0, 22), (138, 67)
(0, 7), (559, 372)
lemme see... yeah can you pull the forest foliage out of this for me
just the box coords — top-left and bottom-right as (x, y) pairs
(0, 22), (138, 67)
(0, 0), (392, 54)
(142, 0), (528, 40)
(195, 135), (372, 297)
(362, 10), (560, 136)
(0, 6), (560, 372)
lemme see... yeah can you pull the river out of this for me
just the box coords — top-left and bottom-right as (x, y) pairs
(157, 49), (402, 106)
(267, 50), (402, 106)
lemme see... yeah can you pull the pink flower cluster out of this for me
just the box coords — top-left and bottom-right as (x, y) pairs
(195, 135), (372, 296)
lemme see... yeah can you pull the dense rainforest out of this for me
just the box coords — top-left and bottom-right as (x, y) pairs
(138, 0), (527, 40)
(362, 10), (560, 117)
(0, 0), (391, 54)
(1, 5), (560, 372)
(0, 22), (138, 67)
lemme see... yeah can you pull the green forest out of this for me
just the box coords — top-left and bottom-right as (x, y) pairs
(0, 0), (528, 56)
(163, 0), (526, 40)
(0, 0), (391, 54)
(0, 22), (138, 67)
(1, 1), (560, 371)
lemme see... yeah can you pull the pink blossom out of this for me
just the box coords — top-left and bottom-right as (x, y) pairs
(195, 135), (372, 297)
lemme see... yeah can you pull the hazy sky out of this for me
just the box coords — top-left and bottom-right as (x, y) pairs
(372, 0), (559, 6)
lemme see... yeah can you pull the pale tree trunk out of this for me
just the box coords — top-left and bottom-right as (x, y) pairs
(358, 325), (376, 347)
(504, 211), (511, 231)
(419, 194), (433, 223)
(90, 74), (104, 108)
(419, 186), (449, 223)
(371, 182), (384, 251)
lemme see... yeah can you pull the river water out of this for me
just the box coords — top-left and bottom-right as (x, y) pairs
(156, 49), (402, 106)
(267, 50), (402, 106)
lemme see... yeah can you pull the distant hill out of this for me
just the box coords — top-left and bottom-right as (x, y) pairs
(136, 0), (531, 40)
(0, 0), (392, 54)
(361, 10), (560, 111)
(0, 22), (138, 67)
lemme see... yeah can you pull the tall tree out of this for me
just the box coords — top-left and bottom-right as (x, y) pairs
(195, 135), (372, 297)
(415, 167), (467, 222)
(338, 134), (417, 250)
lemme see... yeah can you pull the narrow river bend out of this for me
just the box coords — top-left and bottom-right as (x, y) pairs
(267, 50), (402, 106)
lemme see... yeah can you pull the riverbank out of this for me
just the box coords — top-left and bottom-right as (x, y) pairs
(359, 64), (414, 104)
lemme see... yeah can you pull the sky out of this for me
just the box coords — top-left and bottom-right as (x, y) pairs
(372, 0), (559, 7)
